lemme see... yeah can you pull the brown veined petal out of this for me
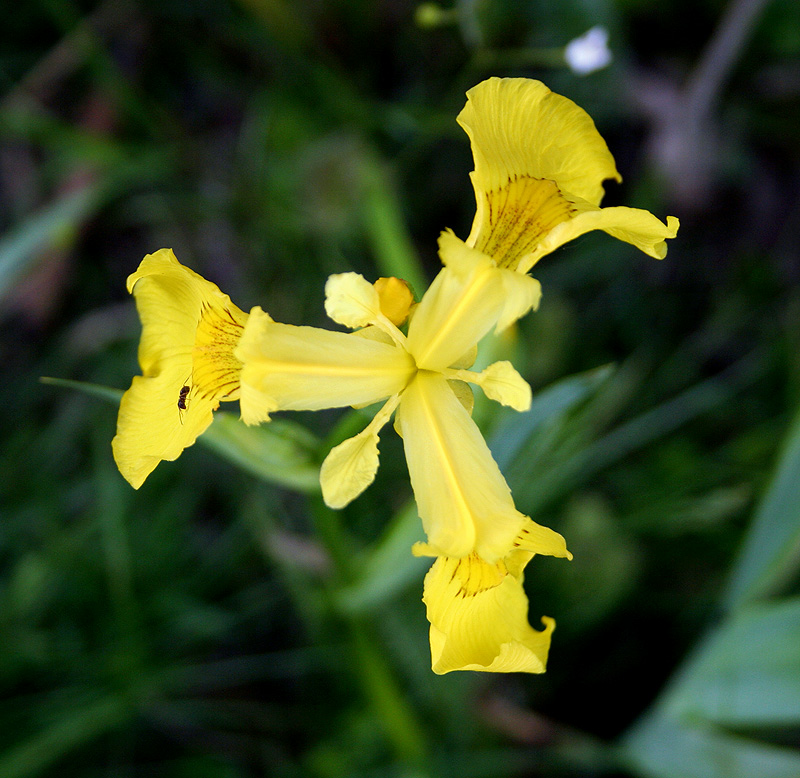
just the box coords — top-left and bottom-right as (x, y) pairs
(112, 249), (248, 488)
(421, 552), (556, 674)
(519, 203), (680, 273)
(458, 77), (621, 270)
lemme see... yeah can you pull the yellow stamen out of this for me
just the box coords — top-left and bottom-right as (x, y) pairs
(374, 276), (415, 326)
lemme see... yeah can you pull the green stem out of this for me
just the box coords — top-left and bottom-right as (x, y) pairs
(349, 616), (430, 768)
(307, 495), (430, 770)
(359, 153), (428, 299)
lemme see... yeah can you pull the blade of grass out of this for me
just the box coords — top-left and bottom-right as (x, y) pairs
(0, 186), (99, 301)
(723, 406), (800, 611)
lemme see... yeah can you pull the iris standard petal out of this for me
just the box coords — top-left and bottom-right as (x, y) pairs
(319, 394), (401, 509)
(236, 307), (415, 420)
(395, 371), (526, 561)
(421, 553), (556, 674)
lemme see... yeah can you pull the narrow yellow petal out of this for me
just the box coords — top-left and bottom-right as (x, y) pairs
(324, 272), (382, 329)
(112, 249), (247, 488)
(320, 395), (401, 509)
(451, 360), (531, 412)
(512, 517), (572, 561)
(395, 371), (525, 561)
(236, 307), (415, 418)
(422, 553), (556, 674)
(407, 233), (509, 370)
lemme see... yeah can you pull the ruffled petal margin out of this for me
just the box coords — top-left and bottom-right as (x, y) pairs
(112, 249), (247, 489)
(418, 551), (556, 674)
(458, 76), (620, 229)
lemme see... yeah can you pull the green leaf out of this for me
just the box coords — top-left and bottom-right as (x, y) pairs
(624, 713), (800, 778)
(0, 186), (99, 302)
(623, 600), (800, 778)
(489, 363), (614, 470)
(662, 598), (800, 727)
(0, 695), (133, 778)
(202, 412), (322, 492)
(39, 377), (123, 404)
(335, 501), (427, 614)
(723, 407), (800, 611)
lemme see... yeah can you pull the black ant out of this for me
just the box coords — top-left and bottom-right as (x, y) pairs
(177, 380), (191, 423)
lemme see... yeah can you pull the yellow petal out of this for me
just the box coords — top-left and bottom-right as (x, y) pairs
(112, 249), (248, 488)
(512, 516), (572, 562)
(459, 77), (619, 205)
(324, 272), (382, 329)
(497, 270), (542, 332)
(236, 307), (415, 420)
(413, 516), (571, 564)
(395, 371), (525, 561)
(406, 233), (509, 370)
(113, 372), (217, 489)
(451, 360), (531, 412)
(422, 553), (556, 674)
(320, 395), (401, 508)
(457, 78), (678, 273)
(520, 205), (680, 272)
(458, 77), (621, 269)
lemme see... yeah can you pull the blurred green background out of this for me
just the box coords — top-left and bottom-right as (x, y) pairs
(2, 0), (800, 776)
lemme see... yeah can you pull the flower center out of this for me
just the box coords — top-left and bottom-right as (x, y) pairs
(191, 302), (248, 402)
(451, 553), (508, 597)
(474, 176), (574, 270)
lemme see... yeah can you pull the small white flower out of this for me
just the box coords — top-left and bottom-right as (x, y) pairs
(564, 26), (612, 76)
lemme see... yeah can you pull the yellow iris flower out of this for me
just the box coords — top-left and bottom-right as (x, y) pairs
(235, 243), (571, 673)
(112, 249), (248, 488)
(111, 76), (678, 674)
